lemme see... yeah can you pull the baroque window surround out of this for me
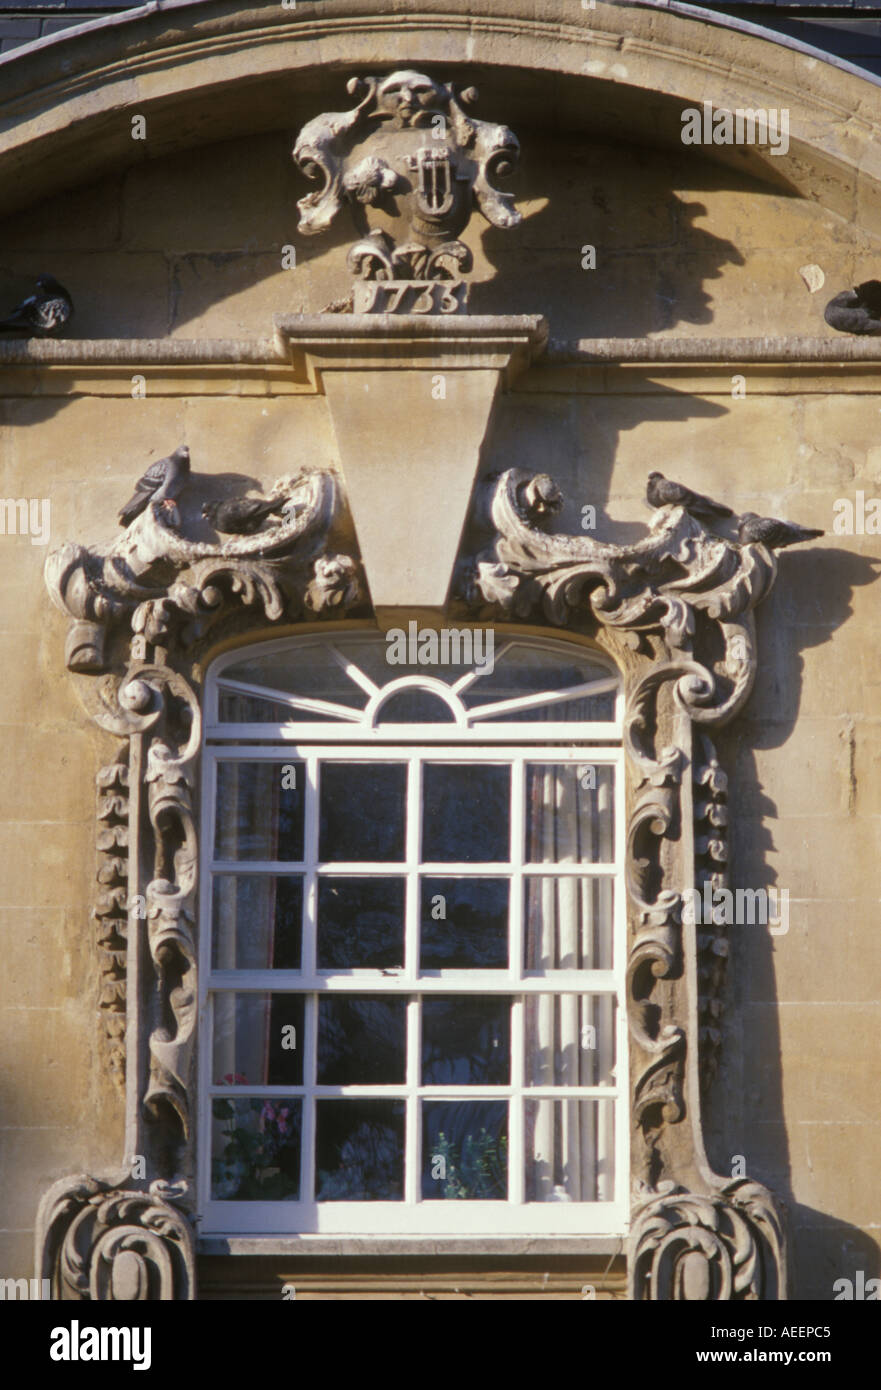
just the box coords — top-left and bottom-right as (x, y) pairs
(37, 319), (789, 1300)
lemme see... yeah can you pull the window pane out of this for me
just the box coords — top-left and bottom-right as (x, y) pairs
(375, 689), (456, 723)
(317, 996), (407, 1084)
(211, 875), (302, 970)
(222, 643), (368, 708)
(215, 761), (304, 861)
(422, 1101), (508, 1200)
(315, 1100), (405, 1201)
(525, 763), (614, 863)
(463, 642), (613, 706)
(211, 1096), (301, 1201)
(317, 877), (405, 969)
(524, 995), (616, 1087)
(422, 997), (510, 1084)
(213, 993), (305, 1085)
(319, 763), (406, 862)
(218, 691), (304, 723)
(420, 877), (509, 969)
(422, 764), (510, 863)
(473, 691), (616, 723)
(524, 876), (614, 971)
(525, 1099), (615, 1202)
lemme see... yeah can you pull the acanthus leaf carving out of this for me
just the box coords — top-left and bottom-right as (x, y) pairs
(42, 452), (368, 1293)
(37, 1176), (195, 1302)
(45, 467), (365, 675)
(629, 1179), (788, 1301)
(462, 469), (776, 730)
(460, 466), (789, 1297)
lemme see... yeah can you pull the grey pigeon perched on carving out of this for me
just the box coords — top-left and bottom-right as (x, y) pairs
(118, 445), (190, 527)
(646, 471), (733, 521)
(0, 275), (73, 337)
(738, 512), (824, 549)
(824, 280), (881, 335)
(202, 496), (287, 536)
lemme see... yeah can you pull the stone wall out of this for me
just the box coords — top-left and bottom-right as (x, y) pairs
(0, 1), (878, 1299)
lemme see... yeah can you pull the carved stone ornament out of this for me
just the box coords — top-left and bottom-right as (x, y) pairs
(293, 71), (521, 311)
(39, 459), (366, 1299)
(459, 468), (790, 1300)
(41, 435), (791, 1298)
(37, 1176), (195, 1301)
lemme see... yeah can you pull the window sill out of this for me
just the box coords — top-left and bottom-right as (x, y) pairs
(197, 1234), (626, 1257)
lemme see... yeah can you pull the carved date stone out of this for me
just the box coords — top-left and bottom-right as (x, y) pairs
(293, 71), (522, 312)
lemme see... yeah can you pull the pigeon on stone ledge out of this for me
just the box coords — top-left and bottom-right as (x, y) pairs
(0, 275), (73, 337)
(824, 280), (881, 335)
(646, 471), (733, 521)
(118, 445), (191, 527)
(737, 513), (824, 549)
(202, 496), (288, 535)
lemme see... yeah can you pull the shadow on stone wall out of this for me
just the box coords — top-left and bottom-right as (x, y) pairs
(711, 545), (881, 1299)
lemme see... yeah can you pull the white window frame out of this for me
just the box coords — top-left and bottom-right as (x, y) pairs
(198, 635), (628, 1238)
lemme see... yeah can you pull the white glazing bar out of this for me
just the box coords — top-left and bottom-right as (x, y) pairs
(450, 643), (513, 694)
(206, 1084), (618, 1100)
(509, 997), (525, 1204)
(327, 648), (381, 697)
(206, 741), (623, 761)
(510, 757), (525, 978)
(406, 997), (420, 1206)
(301, 755), (318, 979)
(207, 972), (619, 994)
(207, 974), (619, 997)
(406, 756), (421, 980)
(301, 994), (317, 1204)
(217, 677), (365, 722)
(467, 676), (619, 720)
(207, 722), (623, 744)
(209, 859), (617, 876)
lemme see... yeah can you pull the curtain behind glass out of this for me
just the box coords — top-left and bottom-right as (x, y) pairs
(524, 764), (615, 1201)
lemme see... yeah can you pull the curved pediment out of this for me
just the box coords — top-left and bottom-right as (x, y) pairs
(1, 0), (881, 234)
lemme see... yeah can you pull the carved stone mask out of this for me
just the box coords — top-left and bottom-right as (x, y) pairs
(374, 72), (446, 128)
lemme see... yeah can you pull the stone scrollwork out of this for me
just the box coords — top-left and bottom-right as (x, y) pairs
(45, 468), (363, 676)
(44, 437), (791, 1299)
(629, 1180), (788, 1302)
(41, 454), (367, 1299)
(37, 1176), (195, 1302)
(462, 467), (789, 1299)
(293, 71), (521, 310)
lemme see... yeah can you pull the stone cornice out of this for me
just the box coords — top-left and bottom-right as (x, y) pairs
(3, 333), (881, 371)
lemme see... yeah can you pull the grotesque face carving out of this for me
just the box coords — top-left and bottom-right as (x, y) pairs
(375, 71), (446, 128)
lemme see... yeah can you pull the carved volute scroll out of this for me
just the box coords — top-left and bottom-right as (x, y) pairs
(459, 467), (790, 1300)
(41, 441), (794, 1299)
(39, 460), (367, 1299)
(293, 71), (521, 312)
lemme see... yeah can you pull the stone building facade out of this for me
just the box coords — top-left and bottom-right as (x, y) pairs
(0, 0), (878, 1300)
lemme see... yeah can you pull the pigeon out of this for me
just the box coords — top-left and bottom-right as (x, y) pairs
(824, 281), (881, 335)
(646, 471), (733, 521)
(201, 496), (288, 535)
(738, 512), (824, 549)
(0, 275), (73, 337)
(118, 445), (190, 527)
